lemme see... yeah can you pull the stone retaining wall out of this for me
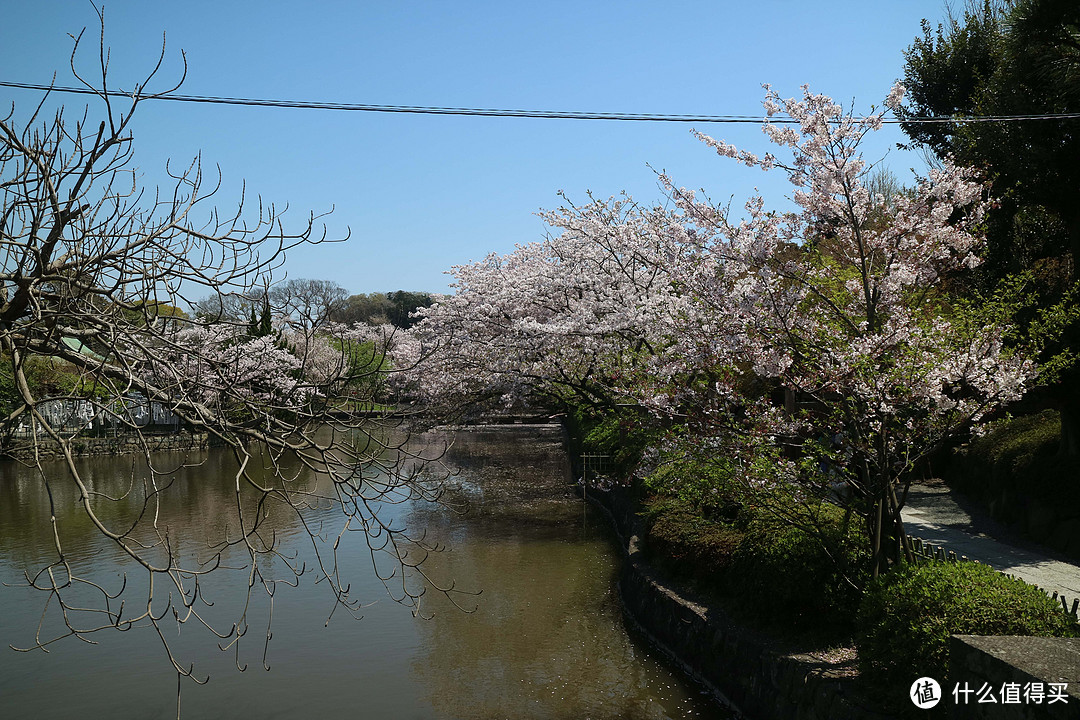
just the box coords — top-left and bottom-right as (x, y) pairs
(945, 445), (1080, 560)
(583, 483), (892, 720)
(1, 431), (208, 461)
(950, 636), (1080, 719)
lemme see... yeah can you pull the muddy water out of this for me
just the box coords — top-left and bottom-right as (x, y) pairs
(0, 424), (730, 719)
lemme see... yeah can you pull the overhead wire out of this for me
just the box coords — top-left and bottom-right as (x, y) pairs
(2, 80), (1080, 124)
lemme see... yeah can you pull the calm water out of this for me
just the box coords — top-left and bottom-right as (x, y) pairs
(0, 425), (730, 719)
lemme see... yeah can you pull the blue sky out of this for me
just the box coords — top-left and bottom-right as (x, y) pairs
(1, 1), (950, 295)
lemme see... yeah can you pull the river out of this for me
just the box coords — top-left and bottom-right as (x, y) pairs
(0, 424), (730, 719)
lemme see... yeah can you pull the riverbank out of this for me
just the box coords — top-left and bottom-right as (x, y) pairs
(0, 430), (208, 461)
(581, 480), (892, 720)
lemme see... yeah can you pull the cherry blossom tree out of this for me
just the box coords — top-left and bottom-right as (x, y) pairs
(408, 83), (1038, 576)
(401, 195), (696, 419)
(656, 84), (1035, 575)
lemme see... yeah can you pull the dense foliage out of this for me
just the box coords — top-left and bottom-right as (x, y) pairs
(858, 561), (1078, 691)
(948, 410), (1080, 518)
(330, 290), (435, 328)
(642, 497), (745, 584)
(900, 0), (1080, 453)
(641, 483), (869, 636)
(728, 501), (870, 629)
(901, 0), (1080, 284)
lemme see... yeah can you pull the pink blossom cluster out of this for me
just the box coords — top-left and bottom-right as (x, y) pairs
(676, 86), (1029, 428)
(398, 195), (697, 410)
(140, 321), (359, 417)
(401, 83), (1035, 494)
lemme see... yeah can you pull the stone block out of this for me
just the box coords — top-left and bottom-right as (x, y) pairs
(950, 635), (1080, 719)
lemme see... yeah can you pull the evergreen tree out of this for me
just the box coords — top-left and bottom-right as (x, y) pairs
(900, 0), (1080, 452)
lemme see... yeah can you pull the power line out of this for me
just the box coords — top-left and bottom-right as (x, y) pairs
(3, 80), (1080, 124)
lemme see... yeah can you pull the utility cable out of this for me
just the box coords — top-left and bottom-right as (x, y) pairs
(2, 80), (1080, 124)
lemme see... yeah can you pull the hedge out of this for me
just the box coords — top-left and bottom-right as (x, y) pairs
(857, 560), (1078, 691)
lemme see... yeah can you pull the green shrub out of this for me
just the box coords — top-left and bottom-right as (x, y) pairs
(642, 496), (745, 585)
(566, 404), (664, 480)
(726, 501), (870, 631)
(970, 410), (1060, 468)
(644, 449), (741, 518)
(858, 561), (1078, 690)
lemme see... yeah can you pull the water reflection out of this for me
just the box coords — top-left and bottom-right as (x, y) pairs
(407, 426), (727, 719)
(0, 425), (729, 719)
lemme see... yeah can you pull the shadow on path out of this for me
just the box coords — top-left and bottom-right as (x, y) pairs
(901, 478), (1080, 602)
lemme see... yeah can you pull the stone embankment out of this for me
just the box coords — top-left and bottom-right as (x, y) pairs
(582, 483), (891, 720)
(950, 636), (1080, 720)
(584, 474), (1080, 720)
(1, 431), (208, 461)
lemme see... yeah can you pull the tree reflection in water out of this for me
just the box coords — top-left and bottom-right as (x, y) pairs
(0, 425), (729, 719)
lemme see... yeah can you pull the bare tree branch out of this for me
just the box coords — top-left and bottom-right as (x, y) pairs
(0, 15), (467, 716)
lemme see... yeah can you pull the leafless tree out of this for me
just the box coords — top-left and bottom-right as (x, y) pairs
(267, 277), (349, 331)
(189, 290), (263, 322)
(0, 11), (465, 715)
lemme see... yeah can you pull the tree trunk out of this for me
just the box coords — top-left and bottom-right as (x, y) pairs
(869, 485), (913, 578)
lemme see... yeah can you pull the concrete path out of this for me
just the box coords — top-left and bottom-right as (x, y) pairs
(901, 479), (1080, 609)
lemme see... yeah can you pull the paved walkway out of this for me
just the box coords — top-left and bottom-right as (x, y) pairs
(901, 479), (1080, 608)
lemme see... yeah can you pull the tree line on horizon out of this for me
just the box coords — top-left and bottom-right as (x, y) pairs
(188, 281), (436, 331)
